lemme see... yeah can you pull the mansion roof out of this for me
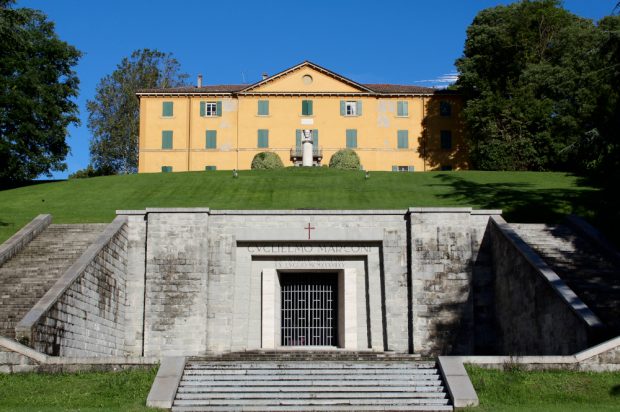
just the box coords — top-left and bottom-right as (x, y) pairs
(136, 61), (453, 97)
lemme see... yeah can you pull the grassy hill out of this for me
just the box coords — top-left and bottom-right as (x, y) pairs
(0, 169), (606, 243)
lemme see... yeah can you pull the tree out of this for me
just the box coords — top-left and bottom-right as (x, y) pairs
(455, 0), (607, 171)
(87, 49), (188, 174)
(0, 1), (81, 181)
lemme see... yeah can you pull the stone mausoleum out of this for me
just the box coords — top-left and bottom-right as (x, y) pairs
(3, 207), (617, 360)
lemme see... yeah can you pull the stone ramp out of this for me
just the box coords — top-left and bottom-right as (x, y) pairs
(0, 223), (108, 339)
(172, 356), (452, 412)
(511, 223), (620, 337)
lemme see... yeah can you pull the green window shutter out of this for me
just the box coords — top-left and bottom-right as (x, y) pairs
(296, 129), (302, 148)
(346, 129), (357, 148)
(313, 130), (318, 150)
(200, 101), (205, 117)
(161, 166), (172, 173)
(392, 165), (398, 172)
(206, 130), (217, 149)
(302, 100), (313, 115)
(162, 131), (173, 149)
(340, 100), (345, 116)
(216, 101), (222, 116)
(205, 165), (217, 171)
(258, 129), (269, 148)
(441, 130), (452, 150)
(397, 101), (409, 116)
(258, 100), (269, 115)
(397, 130), (409, 148)
(356, 100), (362, 116)
(162, 101), (173, 117)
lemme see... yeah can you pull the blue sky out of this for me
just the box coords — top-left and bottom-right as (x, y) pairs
(16, 0), (617, 179)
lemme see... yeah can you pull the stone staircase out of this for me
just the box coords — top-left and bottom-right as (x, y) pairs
(172, 352), (452, 411)
(511, 223), (620, 337)
(0, 224), (107, 338)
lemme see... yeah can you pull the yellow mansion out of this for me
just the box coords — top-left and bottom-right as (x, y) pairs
(137, 61), (466, 172)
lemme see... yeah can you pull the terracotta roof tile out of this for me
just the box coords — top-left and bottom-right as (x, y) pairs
(362, 84), (436, 94)
(137, 84), (246, 94)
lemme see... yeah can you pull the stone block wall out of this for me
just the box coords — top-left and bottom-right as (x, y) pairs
(409, 208), (498, 356)
(489, 217), (599, 355)
(31, 223), (128, 356)
(143, 211), (209, 356)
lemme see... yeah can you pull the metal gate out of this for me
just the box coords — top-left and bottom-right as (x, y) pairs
(281, 274), (337, 346)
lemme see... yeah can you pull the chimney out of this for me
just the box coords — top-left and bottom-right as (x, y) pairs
(262, 73), (268, 80)
(197, 74), (203, 88)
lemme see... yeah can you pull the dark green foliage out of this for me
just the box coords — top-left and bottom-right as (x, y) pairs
(68, 164), (116, 179)
(250, 152), (284, 169)
(87, 49), (188, 174)
(329, 149), (361, 170)
(456, 0), (620, 180)
(0, 2), (81, 181)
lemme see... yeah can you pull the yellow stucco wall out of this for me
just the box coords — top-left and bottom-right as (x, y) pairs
(138, 67), (466, 173)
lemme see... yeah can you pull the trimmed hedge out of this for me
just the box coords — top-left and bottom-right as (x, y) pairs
(329, 149), (361, 170)
(251, 152), (284, 169)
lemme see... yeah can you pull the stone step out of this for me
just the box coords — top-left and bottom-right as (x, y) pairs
(185, 363), (437, 370)
(174, 360), (452, 412)
(510, 222), (620, 335)
(184, 369), (439, 376)
(179, 379), (442, 387)
(0, 223), (106, 338)
(177, 389), (446, 400)
(172, 406), (453, 412)
(177, 385), (446, 394)
(173, 398), (450, 406)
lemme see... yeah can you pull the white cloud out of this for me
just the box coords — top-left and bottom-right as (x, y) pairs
(415, 72), (459, 86)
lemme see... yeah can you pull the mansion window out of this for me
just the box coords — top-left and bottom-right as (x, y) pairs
(161, 130), (173, 149)
(346, 129), (357, 148)
(205, 166), (217, 171)
(397, 101), (408, 117)
(440, 101), (452, 117)
(301, 100), (313, 116)
(258, 129), (269, 148)
(161, 166), (172, 173)
(257, 100), (269, 116)
(206, 130), (217, 149)
(440, 130), (452, 150)
(200, 101), (222, 117)
(162, 101), (173, 117)
(392, 165), (414, 172)
(340, 100), (362, 116)
(345, 101), (357, 116)
(397, 130), (409, 149)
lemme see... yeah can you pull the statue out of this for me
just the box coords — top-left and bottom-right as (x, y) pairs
(301, 129), (313, 167)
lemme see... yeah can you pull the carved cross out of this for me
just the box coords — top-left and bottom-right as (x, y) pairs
(304, 223), (315, 240)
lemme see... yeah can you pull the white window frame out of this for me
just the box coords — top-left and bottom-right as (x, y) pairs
(397, 166), (410, 172)
(345, 101), (357, 116)
(205, 102), (217, 117)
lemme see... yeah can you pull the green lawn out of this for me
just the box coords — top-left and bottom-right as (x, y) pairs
(0, 367), (618, 411)
(0, 168), (612, 243)
(0, 368), (158, 412)
(465, 366), (620, 411)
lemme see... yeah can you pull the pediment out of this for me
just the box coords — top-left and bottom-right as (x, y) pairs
(241, 62), (371, 94)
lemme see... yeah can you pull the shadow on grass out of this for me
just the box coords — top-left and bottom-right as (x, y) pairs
(431, 173), (601, 223)
(0, 179), (65, 192)
(611, 385), (620, 396)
